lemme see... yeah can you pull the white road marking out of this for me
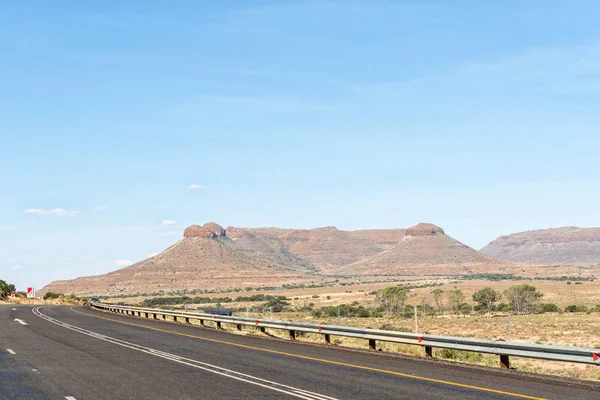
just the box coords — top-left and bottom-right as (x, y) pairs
(12, 308), (17, 311)
(7, 349), (16, 355)
(14, 318), (28, 325)
(33, 307), (338, 400)
(65, 397), (77, 400)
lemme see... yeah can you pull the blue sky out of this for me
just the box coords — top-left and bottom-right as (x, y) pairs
(2, 1), (600, 290)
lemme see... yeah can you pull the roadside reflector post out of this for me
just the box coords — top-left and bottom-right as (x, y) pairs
(216, 321), (222, 329)
(236, 324), (242, 331)
(500, 354), (510, 369)
(369, 339), (376, 351)
(289, 330), (296, 340)
(425, 346), (433, 358)
(324, 334), (331, 344)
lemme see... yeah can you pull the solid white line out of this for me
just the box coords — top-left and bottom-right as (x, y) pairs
(14, 318), (28, 325)
(33, 308), (338, 400)
(7, 349), (16, 355)
(65, 397), (77, 400)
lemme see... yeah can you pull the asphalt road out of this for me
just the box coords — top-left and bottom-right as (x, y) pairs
(1, 305), (598, 400)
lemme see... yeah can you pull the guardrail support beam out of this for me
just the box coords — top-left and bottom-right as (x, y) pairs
(500, 355), (510, 369)
(324, 334), (331, 345)
(425, 346), (433, 358)
(369, 339), (376, 351)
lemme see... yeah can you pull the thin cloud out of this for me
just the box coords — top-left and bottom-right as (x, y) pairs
(161, 220), (176, 226)
(115, 260), (134, 266)
(95, 205), (109, 211)
(25, 208), (79, 217)
(187, 184), (206, 190)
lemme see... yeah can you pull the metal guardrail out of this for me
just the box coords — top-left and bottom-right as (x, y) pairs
(91, 302), (600, 369)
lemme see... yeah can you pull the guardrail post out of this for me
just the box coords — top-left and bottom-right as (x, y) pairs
(425, 346), (433, 358)
(153, 313), (157, 319)
(236, 324), (242, 331)
(162, 314), (166, 320)
(145, 312), (149, 318)
(369, 339), (376, 351)
(260, 327), (266, 334)
(200, 319), (205, 326)
(289, 330), (296, 340)
(324, 334), (331, 345)
(174, 316), (178, 322)
(500, 355), (510, 369)
(185, 317), (190, 324)
(216, 321), (222, 329)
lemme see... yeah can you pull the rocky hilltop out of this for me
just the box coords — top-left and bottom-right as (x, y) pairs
(42, 222), (518, 296)
(341, 223), (510, 275)
(42, 223), (309, 296)
(480, 227), (600, 265)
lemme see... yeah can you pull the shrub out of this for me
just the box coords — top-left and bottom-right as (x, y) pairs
(43, 292), (64, 300)
(565, 305), (588, 313)
(536, 303), (559, 313)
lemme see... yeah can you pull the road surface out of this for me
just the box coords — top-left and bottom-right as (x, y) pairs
(1, 305), (598, 399)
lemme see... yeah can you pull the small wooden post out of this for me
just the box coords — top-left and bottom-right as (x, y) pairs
(500, 354), (510, 369)
(425, 346), (433, 358)
(369, 339), (376, 351)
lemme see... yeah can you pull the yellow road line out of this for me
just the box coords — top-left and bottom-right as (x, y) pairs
(68, 307), (545, 400)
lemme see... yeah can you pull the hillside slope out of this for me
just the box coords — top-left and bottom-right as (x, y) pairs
(341, 223), (509, 275)
(228, 226), (407, 272)
(42, 223), (309, 296)
(480, 227), (600, 265)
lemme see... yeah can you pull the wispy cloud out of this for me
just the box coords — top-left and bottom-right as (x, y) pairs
(187, 184), (206, 190)
(115, 260), (134, 266)
(10, 264), (27, 271)
(161, 220), (176, 226)
(95, 205), (109, 211)
(25, 208), (79, 217)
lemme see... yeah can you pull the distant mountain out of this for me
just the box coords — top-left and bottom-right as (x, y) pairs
(42, 222), (515, 296)
(340, 223), (510, 275)
(42, 223), (309, 296)
(480, 227), (600, 266)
